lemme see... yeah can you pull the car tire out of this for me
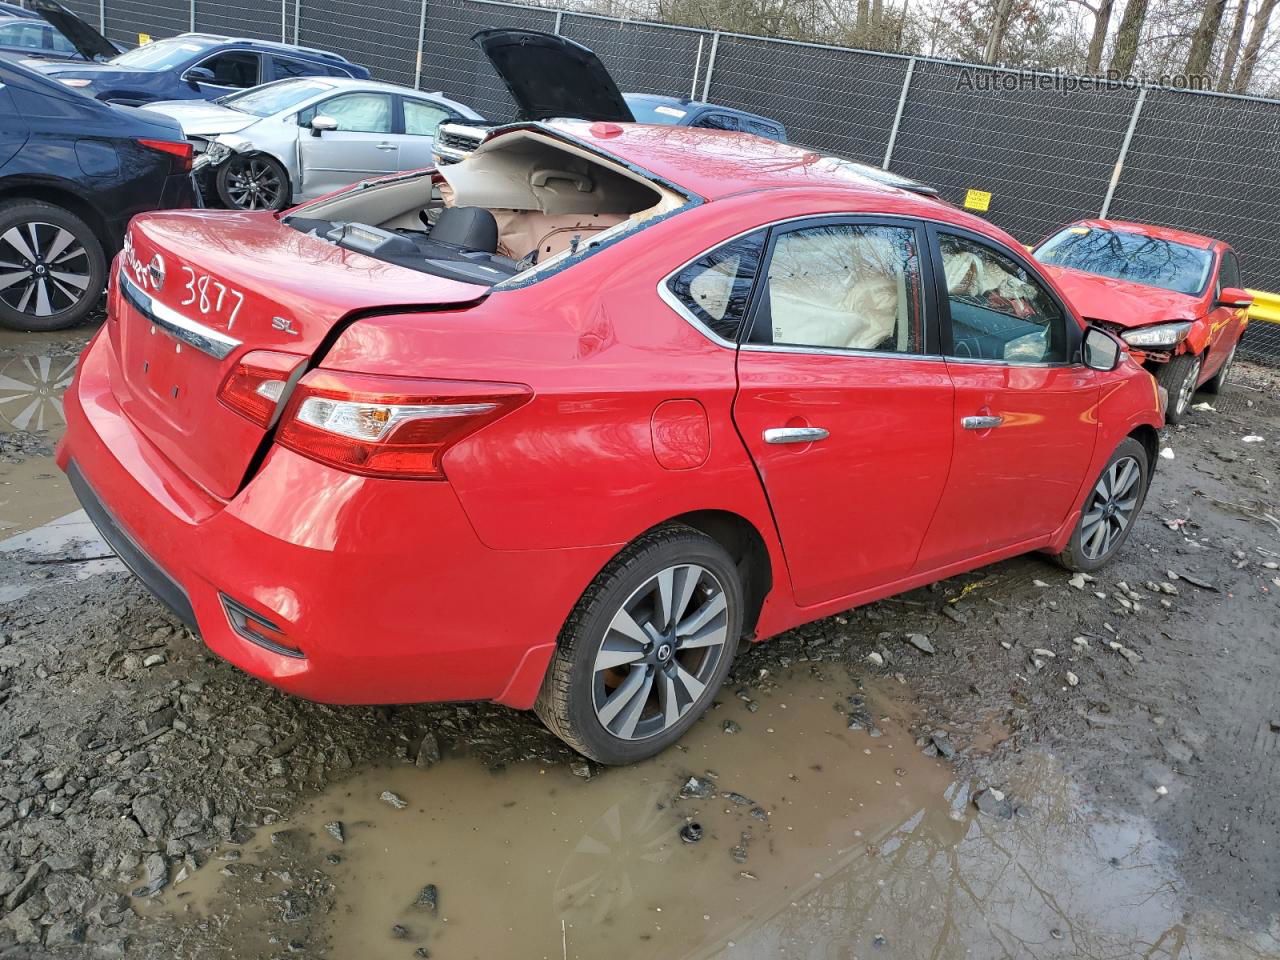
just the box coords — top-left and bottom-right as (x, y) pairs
(1055, 437), (1150, 573)
(1200, 343), (1237, 395)
(216, 153), (291, 211)
(535, 524), (744, 765)
(0, 200), (106, 332)
(1155, 353), (1201, 424)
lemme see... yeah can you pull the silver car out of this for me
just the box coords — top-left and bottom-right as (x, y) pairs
(143, 77), (482, 210)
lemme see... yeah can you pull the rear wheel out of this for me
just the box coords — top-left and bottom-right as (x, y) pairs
(1200, 343), (1237, 395)
(0, 201), (105, 332)
(216, 153), (290, 211)
(1055, 437), (1150, 572)
(1155, 353), (1201, 424)
(536, 525), (743, 765)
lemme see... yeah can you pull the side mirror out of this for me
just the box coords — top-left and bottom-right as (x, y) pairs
(308, 115), (338, 137)
(1082, 325), (1122, 372)
(1217, 286), (1253, 309)
(184, 66), (215, 87)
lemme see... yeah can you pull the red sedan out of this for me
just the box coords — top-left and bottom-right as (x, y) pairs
(58, 123), (1163, 764)
(1034, 219), (1253, 423)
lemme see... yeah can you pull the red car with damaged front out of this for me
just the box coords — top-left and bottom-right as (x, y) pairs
(57, 39), (1165, 764)
(1034, 219), (1253, 423)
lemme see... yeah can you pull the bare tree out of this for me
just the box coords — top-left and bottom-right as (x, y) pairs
(982, 0), (1017, 60)
(1218, 0), (1249, 89)
(1085, 0), (1116, 72)
(1110, 0), (1150, 73)
(1186, 0), (1228, 76)
(1233, 0), (1279, 89)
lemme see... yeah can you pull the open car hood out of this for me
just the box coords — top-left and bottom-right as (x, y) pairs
(31, 0), (117, 60)
(472, 28), (634, 123)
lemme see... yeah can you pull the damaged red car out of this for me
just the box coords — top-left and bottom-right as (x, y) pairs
(57, 43), (1165, 764)
(1034, 219), (1252, 423)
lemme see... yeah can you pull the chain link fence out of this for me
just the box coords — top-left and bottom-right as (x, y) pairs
(68, 0), (1280, 363)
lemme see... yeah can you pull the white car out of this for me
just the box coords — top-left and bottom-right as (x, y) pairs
(142, 77), (483, 210)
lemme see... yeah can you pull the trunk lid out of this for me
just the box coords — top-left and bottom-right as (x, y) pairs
(472, 28), (634, 123)
(30, 0), (117, 61)
(111, 211), (489, 500)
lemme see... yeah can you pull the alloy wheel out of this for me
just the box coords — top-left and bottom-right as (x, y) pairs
(591, 563), (730, 741)
(224, 158), (284, 210)
(1217, 346), (1236, 386)
(0, 222), (91, 319)
(1175, 355), (1201, 416)
(1080, 456), (1142, 561)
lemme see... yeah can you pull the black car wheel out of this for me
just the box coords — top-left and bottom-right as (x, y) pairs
(536, 525), (743, 764)
(1055, 437), (1150, 572)
(0, 201), (106, 332)
(216, 154), (290, 211)
(1155, 353), (1201, 424)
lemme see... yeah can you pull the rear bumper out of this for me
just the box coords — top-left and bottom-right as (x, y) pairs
(57, 331), (612, 707)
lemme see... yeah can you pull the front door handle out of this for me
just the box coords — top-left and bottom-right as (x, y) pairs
(375, 142), (397, 151)
(962, 415), (1004, 430)
(764, 426), (830, 445)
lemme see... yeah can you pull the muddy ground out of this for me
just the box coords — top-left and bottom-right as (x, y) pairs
(1, 322), (1279, 959)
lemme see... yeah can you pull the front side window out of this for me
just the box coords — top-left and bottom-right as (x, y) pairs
(753, 222), (923, 353)
(941, 233), (1065, 363)
(667, 232), (765, 341)
(196, 50), (260, 88)
(300, 92), (392, 133)
(1036, 225), (1213, 296)
(403, 99), (450, 137)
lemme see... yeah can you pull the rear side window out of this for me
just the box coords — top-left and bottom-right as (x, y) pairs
(272, 56), (328, 80)
(403, 99), (451, 137)
(667, 232), (765, 341)
(940, 232), (1065, 363)
(745, 120), (781, 139)
(695, 112), (740, 131)
(752, 223), (924, 353)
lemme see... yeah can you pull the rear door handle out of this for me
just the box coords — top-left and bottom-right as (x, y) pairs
(764, 427), (830, 445)
(961, 415), (1004, 430)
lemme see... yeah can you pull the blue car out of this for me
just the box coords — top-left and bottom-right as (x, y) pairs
(30, 30), (369, 105)
(623, 93), (787, 142)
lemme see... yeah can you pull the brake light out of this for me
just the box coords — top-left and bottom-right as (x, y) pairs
(138, 137), (193, 174)
(218, 350), (305, 427)
(276, 370), (531, 480)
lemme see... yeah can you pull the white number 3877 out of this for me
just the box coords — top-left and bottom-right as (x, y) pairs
(179, 266), (245, 329)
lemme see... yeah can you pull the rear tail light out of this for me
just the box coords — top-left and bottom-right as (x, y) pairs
(218, 350), (306, 427)
(275, 370), (531, 480)
(138, 137), (194, 174)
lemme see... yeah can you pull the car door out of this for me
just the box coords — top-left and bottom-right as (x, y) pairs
(913, 225), (1099, 571)
(296, 91), (397, 199)
(1203, 248), (1246, 377)
(396, 96), (454, 172)
(731, 216), (956, 607)
(183, 49), (262, 98)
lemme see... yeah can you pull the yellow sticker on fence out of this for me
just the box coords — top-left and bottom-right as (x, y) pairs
(963, 189), (991, 212)
(138, 32), (153, 44)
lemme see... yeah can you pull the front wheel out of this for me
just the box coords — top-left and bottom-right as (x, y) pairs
(1155, 353), (1201, 424)
(1055, 437), (1150, 572)
(536, 525), (743, 765)
(215, 153), (290, 211)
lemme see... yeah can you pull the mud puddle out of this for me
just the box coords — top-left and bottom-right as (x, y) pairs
(141, 667), (1276, 959)
(0, 328), (86, 536)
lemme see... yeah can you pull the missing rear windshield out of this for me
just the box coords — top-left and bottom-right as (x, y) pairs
(283, 128), (690, 287)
